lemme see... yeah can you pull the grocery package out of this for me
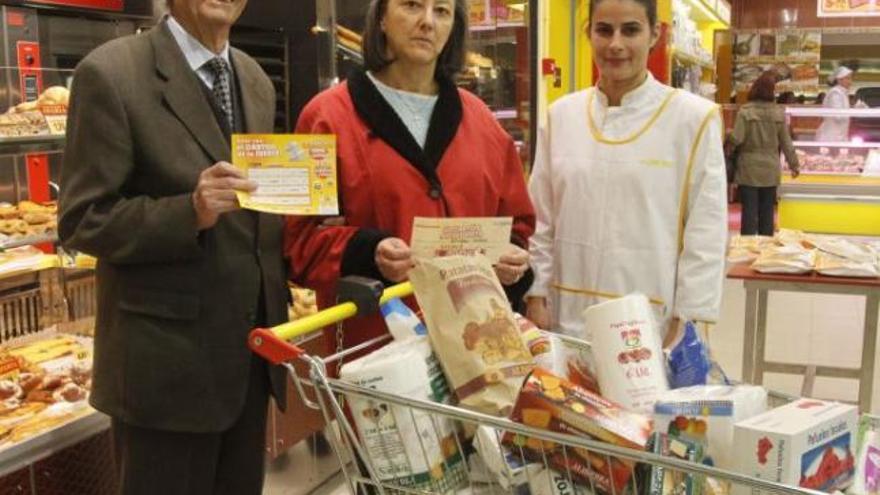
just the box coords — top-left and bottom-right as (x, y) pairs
(381, 297), (427, 340)
(733, 399), (858, 495)
(804, 235), (877, 265)
(751, 245), (815, 274)
(288, 286), (317, 321)
(583, 294), (669, 413)
(654, 385), (767, 470)
(503, 367), (653, 495)
(727, 236), (775, 264)
(638, 432), (705, 495)
(515, 314), (599, 393)
(339, 336), (466, 492)
(803, 235), (880, 278)
(850, 416), (880, 495)
(667, 322), (730, 389)
(815, 251), (880, 278)
(410, 255), (534, 416)
(775, 229), (805, 247)
(515, 313), (551, 365)
(529, 468), (588, 495)
(473, 425), (542, 491)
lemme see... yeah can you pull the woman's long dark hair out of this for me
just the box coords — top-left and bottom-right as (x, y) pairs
(362, 0), (468, 80)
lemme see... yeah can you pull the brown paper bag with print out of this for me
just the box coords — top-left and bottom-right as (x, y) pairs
(409, 255), (534, 417)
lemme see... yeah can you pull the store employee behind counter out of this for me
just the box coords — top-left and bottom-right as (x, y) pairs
(58, 0), (288, 493)
(285, 0), (536, 360)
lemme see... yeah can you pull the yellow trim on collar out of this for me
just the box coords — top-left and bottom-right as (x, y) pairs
(551, 283), (665, 307)
(677, 106), (721, 253)
(586, 88), (678, 145)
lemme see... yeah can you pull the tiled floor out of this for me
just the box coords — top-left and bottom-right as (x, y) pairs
(266, 256), (880, 494)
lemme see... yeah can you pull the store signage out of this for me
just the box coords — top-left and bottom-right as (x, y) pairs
(26, 0), (123, 12)
(818, 0), (880, 17)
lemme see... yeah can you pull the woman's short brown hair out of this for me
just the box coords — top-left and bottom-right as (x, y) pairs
(362, 0), (468, 80)
(748, 72), (777, 102)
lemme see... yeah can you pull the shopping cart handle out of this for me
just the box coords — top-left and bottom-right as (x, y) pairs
(249, 328), (305, 365)
(248, 281), (414, 364)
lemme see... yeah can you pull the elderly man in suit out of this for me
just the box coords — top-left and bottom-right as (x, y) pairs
(59, 0), (287, 493)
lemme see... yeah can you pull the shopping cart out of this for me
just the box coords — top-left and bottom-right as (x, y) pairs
(249, 278), (864, 495)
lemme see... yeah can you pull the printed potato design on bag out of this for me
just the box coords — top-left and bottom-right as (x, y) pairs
(409, 255), (535, 416)
(462, 299), (532, 365)
(616, 328), (653, 365)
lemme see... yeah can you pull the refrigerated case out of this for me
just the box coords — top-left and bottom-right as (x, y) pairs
(779, 106), (880, 236)
(314, 0), (538, 168)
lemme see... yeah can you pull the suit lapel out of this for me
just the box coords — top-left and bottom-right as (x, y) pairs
(151, 23), (229, 164)
(231, 49), (273, 134)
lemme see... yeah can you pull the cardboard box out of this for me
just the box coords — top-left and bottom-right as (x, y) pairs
(733, 399), (857, 495)
(503, 368), (652, 495)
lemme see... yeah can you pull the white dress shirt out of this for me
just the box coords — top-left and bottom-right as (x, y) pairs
(166, 15), (231, 89)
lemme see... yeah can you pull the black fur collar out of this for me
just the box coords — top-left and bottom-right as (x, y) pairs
(347, 68), (462, 196)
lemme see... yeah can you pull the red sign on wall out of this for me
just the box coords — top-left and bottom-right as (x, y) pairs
(26, 0), (123, 12)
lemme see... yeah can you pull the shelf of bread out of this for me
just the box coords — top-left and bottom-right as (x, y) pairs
(0, 86), (69, 154)
(0, 248), (58, 279)
(0, 201), (57, 249)
(0, 328), (100, 473)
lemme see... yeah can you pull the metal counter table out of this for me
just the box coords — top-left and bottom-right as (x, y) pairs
(728, 263), (880, 412)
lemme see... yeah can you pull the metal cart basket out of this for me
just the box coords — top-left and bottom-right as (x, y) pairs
(249, 280), (872, 495)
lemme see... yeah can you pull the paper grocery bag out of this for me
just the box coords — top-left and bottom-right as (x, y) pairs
(409, 255), (534, 417)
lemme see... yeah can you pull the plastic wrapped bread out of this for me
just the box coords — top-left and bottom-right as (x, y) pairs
(751, 245), (816, 274)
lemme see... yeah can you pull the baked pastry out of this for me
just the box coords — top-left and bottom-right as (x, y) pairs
(18, 372), (43, 395)
(53, 383), (86, 403)
(70, 361), (92, 386)
(0, 380), (21, 401)
(21, 212), (51, 225)
(0, 205), (17, 220)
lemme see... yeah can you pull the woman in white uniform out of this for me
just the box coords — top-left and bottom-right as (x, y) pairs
(525, 0), (727, 341)
(815, 66), (853, 143)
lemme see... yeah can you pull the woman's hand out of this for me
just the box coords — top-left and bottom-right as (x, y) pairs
(494, 244), (530, 286)
(375, 237), (414, 282)
(526, 296), (552, 330)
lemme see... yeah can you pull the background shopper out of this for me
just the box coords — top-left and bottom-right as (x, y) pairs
(729, 72), (800, 236)
(59, 0), (288, 493)
(285, 0), (535, 356)
(526, 0), (727, 343)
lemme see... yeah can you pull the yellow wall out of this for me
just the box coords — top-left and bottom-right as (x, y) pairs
(546, 0), (592, 105)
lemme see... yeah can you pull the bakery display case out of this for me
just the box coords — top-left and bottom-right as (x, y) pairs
(0, 5), (149, 491)
(778, 106), (880, 236)
(315, 0), (537, 168)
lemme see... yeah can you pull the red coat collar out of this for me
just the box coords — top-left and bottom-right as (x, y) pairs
(347, 68), (462, 198)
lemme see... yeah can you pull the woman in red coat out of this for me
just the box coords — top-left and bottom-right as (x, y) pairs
(286, 0), (536, 356)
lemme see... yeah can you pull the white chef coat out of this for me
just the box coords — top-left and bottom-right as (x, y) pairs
(815, 85), (851, 142)
(527, 74), (727, 337)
